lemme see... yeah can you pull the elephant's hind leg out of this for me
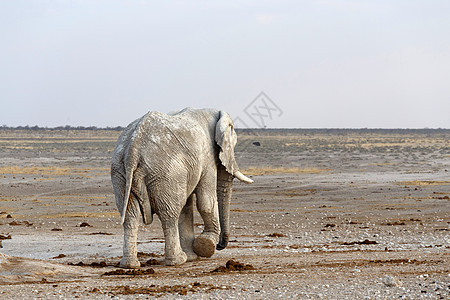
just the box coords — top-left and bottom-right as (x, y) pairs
(162, 224), (188, 266)
(120, 205), (141, 268)
(178, 194), (198, 261)
(158, 194), (188, 266)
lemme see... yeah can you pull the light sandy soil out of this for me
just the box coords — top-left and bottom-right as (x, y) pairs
(0, 129), (449, 299)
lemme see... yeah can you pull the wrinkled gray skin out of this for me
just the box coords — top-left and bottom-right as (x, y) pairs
(111, 108), (253, 268)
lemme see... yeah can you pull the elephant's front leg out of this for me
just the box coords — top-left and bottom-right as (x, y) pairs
(178, 194), (198, 261)
(120, 213), (140, 268)
(193, 178), (220, 258)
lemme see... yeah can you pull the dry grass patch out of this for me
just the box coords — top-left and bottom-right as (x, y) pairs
(14, 211), (119, 219)
(241, 166), (330, 176)
(0, 166), (109, 176)
(396, 180), (450, 186)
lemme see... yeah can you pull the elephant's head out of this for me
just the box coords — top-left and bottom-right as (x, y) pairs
(214, 111), (253, 250)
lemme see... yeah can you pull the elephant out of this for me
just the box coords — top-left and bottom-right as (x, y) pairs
(111, 108), (253, 268)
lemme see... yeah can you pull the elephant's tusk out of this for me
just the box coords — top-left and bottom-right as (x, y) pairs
(234, 171), (254, 184)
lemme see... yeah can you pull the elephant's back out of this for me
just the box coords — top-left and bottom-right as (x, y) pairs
(112, 116), (144, 158)
(119, 111), (204, 171)
(141, 111), (205, 147)
(138, 111), (206, 191)
(114, 110), (208, 156)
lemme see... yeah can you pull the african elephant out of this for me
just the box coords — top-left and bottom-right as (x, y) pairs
(111, 108), (253, 267)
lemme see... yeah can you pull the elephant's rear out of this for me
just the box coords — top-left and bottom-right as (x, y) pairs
(111, 115), (149, 224)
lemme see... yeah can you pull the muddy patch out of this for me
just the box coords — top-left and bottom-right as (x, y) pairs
(341, 239), (378, 245)
(102, 268), (155, 276)
(266, 232), (287, 238)
(88, 231), (113, 235)
(142, 258), (161, 266)
(69, 261), (111, 268)
(8, 220), (33, 227)
(79, 222), (92, 227)
(0, 234), (11, 240)
(92, 281), (225, 297)
(138, 252), (162, 258)
(211, 260), (255, 273)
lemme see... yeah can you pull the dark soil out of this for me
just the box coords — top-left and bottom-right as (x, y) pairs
(137, 252), (162, 258)
(102, 268), (155, 276)
(88, 232), (113, 235)
(69, 261), (109, 268)
(342, 239), (378, 245)
(0, 234), (11, 240)
(211, 260), (255, 273)
(266, 232), (286, 238)
(8, 221), (33, 227)
(79, 222), (92, 227)
(142, 258), (161, 266)
(93, 281), (223, 296)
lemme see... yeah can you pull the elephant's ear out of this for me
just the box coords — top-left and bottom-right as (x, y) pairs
(215, 111), (238, 175)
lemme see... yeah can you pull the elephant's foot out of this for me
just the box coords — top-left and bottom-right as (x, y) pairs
(193, 235), (216, 258)
(185, 250), (198, 262)
(119, 256), (141, 269)
(165, 251), (187, 266)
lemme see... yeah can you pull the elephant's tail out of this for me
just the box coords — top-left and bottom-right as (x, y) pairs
(120, 113), (150, 225)
(120, 166), (135, 225)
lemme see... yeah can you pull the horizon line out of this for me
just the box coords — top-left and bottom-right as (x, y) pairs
(1, 125), (449, 131)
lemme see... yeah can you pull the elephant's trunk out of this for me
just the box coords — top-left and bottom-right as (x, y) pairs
(216, 165), (233, 250)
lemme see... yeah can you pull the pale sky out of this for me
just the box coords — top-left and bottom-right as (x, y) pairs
(1, 0), (449, 128)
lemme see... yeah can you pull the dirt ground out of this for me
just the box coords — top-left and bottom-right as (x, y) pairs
(0, 128), (449, 299)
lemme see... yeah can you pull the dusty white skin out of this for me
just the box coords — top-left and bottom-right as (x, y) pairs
(111, 108), (252, 267)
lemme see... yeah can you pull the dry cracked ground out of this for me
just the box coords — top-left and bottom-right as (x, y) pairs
(0, 128), (449, 299)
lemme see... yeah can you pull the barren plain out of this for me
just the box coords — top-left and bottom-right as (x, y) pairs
(0, 128), (449, 299)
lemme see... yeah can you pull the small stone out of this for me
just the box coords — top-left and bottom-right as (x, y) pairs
(382, 275), (401, 287)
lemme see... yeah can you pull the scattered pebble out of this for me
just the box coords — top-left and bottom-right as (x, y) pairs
(382, 275), (401, 287)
